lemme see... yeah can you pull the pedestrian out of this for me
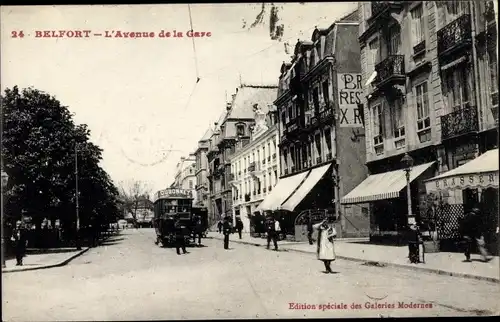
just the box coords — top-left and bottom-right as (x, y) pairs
(313, 217), (337, 273)
(217, 220), (223, 234)
(407, 222), (422, 264)
(265, 216), (279, 251)
(459, 208), (491, 262)
(193, 215), (203, 246)
(235, 217), (244, 239)
(11, 221), (27, 266)
(306, 214), (314, 245)
(174, 215), (187, 255)
(223, 216), (232, 250)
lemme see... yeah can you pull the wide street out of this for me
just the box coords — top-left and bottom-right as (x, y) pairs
(2, 229), (499, 320)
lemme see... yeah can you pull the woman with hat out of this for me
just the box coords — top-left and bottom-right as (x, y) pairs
(313, 216), (337, 273)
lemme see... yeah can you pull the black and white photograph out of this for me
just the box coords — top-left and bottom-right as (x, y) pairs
(1, 2), (499, 320)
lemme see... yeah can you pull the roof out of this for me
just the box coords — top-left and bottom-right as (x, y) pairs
(199, 127), (214, 141)
(225, 85), (278, 120)
(214, 110), (227, 131)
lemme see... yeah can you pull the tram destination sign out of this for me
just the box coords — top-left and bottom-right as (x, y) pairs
(155, 188), (192, 201)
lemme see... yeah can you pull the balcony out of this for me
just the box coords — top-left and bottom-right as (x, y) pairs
(316, 156), (322, 164)
(441, 104), (479, 140)
(285, 118), (302, 136)
(326, 152), (332, 161)
(437, 15), (472, 59)
(373, 55), (405, 88)
(244, 193), (251, 202)
(284, 168), (289, 175)
(310, 106), (334, 129)
(291, 166), (296, 173)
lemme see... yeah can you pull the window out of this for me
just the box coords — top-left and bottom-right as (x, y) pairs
(390, 98), (405, 149)
(268, 142), (271, 158)
(410, 4), (424, 46)
(387, 25), (401, 55)
(444, 65), (469, 112)
(313, 87), (320, 113)
(324, 128), (332, 153)
(416, 82), (431, 143)
(372, 104), (384, 145)
(236, 124), (245, 136)
(314, 134), (322, 158)
(262, 146), (266, 161)
(368, 38), (379, 71)
(487, 47), (498, 107)
(322, 81), (329, 106)
(189, 180), (193, 189)
(290, 146), (296, 169)
(283, 149), (288, 168)
(281, 111), (286, 129)
(263, 174), (267, 190)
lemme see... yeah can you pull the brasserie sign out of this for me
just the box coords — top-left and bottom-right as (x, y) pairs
(428, 172), (498, 191)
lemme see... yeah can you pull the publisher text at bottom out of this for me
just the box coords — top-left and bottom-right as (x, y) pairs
(289, 302), (434, 311)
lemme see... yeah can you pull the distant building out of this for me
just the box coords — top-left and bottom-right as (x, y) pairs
(194, 126), (213, 221)
(171, 154), (197, 204)
(207, 84), (278, 225)
(230, 104), (280, 232)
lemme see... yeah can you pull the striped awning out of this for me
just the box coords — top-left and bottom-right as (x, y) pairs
(425, 149), (499, 191)
(257, 170), (309, 212)
(341, 162), (436, 204)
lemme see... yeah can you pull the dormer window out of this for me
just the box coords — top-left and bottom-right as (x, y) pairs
(236, 124), (245, 136)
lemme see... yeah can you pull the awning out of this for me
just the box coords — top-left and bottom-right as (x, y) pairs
(425, 148), (499, 192)
(257, 170), (309, 212)
(281, 163), (332, 211)
(341, 162), (436, 204)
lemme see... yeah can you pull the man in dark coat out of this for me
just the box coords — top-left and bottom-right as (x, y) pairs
(235, 218), (244, 239)
(460, 208), (491, 262)
(217, 220), (223, 234)
(174, 215), (187, 255)
(265, 216), (278, 251)
(223, 217), (232, 249)
(11, 221), (27, 266)
(193, 215), (204, 246)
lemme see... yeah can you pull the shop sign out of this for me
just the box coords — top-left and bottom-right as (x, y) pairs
(432, 172), (499, 190)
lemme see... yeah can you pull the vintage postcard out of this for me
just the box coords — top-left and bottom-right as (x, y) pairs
(1, 2), (499, 320)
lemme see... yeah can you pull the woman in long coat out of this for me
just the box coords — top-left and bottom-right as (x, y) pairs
(313, 217), (337, 273)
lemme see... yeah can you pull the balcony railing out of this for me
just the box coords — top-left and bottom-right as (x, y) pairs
(368, 2), (404, 24)
(437, 14), (472, 57)
(441, 103), (479, 140)
(244, 193), (251, 202)
(374, 55), (405, 87)
(326, 152), (332, 161)
(284, 168), (289, 175)
(316, 156), (322, 164)
(291, 166), (296, 173)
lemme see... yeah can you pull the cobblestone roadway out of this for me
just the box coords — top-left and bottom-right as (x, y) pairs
(2, 229), (499, 320)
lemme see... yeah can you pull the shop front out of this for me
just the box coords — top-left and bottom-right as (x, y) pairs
(425, 148), (499, 255)
(341, 162), (436, 244)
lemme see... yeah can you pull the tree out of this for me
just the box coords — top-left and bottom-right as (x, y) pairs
(118, 180), (152, 227)
(2, 86), (120, 246)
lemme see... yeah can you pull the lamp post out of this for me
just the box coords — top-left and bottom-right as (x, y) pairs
(2, 169), (9, 268)
(401, 153), (415, 225)
(75, 144), (81, 250)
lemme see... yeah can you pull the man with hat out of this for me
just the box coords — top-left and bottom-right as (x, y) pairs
(459, 207), (491, 262)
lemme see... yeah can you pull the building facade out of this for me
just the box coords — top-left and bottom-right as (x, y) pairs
(207, 84), (278, 225)
(171, 154), (197, 204)
(259, 9), (370, 238)
(343, 1), (498, 245)
(230, 107), (280, 232)
(194, 127), (213, 223)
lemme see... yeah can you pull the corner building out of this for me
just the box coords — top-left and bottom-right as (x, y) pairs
(258, 10), (370, 239)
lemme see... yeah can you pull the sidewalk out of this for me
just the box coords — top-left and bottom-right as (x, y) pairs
(208, 232), (500, 283)
(2, 247), (90, 273)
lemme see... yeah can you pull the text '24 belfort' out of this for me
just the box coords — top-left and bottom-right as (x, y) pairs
(11, 30), (212, 39)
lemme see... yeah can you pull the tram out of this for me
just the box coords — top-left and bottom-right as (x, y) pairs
(153, 188), (194, 247)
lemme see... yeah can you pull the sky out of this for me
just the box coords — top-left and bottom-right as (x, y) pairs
(1, 3), (357, 194)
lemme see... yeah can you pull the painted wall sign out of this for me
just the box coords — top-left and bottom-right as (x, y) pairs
(337, 73), (364, 128)
(426, 171), (499, 191)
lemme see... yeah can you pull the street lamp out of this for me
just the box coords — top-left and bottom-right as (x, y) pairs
(75, 144), (81, 250)
(1, 169), (8, 268)
(401, 153), (415, 225)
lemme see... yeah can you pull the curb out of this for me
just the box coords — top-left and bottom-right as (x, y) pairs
(207, 236), (500, 283)
(3, 247), (91, 274)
